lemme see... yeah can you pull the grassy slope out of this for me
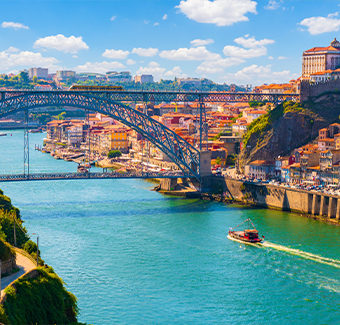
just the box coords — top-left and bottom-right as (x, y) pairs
(0, 266), (86, 325)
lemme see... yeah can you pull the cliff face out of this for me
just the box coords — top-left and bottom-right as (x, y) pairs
(239, 94), (340, 168)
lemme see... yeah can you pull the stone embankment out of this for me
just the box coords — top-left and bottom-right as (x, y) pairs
(159, 177), (340, 224)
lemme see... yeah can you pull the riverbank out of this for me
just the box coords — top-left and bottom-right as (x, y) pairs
(158, 177), (340, 226)
(0, 184), (84, 324)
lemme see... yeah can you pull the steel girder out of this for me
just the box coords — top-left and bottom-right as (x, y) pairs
(0, 92), (201, 179)
(0, 90), (299, 104)
(0, 171), (191, 182)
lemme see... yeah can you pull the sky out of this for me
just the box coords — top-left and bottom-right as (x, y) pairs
(1, 0), (340, 86)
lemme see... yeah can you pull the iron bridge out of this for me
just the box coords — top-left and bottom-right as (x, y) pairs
(0, 89), (299, 182)
(0, 89), (299, 104)
(0, 171), (190, 182)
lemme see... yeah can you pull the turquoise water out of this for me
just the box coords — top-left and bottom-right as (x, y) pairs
(1, 130), (340, 324)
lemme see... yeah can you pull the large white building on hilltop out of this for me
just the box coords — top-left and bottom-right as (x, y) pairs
(302, 38), (340, 78)
(134, 75), (153, 83)
(28, 67), (48, 80)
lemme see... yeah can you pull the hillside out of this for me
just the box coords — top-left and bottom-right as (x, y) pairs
(239, 93), (340, 168)
(0, 266), (85, 325)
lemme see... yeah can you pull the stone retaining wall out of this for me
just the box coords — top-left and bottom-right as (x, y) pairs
(202, 177), (340, 220)
(300, 79), (340, 102)
(1, 258), (16, 276)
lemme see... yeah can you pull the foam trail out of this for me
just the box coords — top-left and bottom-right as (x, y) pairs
(262, 241), (340, 268)
(227, 235), (340, 268)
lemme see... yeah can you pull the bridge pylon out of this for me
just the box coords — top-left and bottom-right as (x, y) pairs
(199, 151), (212, 177)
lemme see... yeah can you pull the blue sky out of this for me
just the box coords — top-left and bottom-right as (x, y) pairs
(1, 0), (340, 86)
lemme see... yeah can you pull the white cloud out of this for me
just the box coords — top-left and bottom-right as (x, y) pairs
(223, 45), (268, 59)
(110, 16), (116, 21)
(1, 21), (29, 29)
(154, 22), (159, 26)
(264, 0), (283, 10)
(190, 38), (214, 47)
(278, 56), (287, 60)
(234, 35), (274, 48)
(299, 13), (340, 35)
(6, 47), (19, 53)
(160, 46), (219, 61)
(132, 47), (158, 57)
(0, 50), (59, 71)
(144, 20), (150, 24)
(126, 59), (136, 65)
(102, 49), (130, 59)
(268, 56), (274, 60)
(75, 61), (125, 74)
(162, 14), (168, 20)
(135, 62), (166, 81)
(223, 35), (274, 59)
(164, 66), (186, 77)
(222, 64), (298, 84)
(149, 61), (160, 67)
(34, 34), (89, 54)
(176, 0), (257, 26)
(196, 57), (245, 74)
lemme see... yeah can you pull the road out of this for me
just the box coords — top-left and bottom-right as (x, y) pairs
(1, 251), (37, 296)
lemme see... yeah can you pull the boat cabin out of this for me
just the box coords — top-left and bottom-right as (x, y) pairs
(244, 229), (259, 240)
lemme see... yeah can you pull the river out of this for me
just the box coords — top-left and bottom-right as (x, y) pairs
(1, 130), (340, 324)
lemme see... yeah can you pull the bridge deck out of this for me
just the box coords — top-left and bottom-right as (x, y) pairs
(0, 172), (193, 182)
(0, 90), (299, 103)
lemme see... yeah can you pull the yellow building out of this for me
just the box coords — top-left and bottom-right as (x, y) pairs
(105, 125), (129, 152)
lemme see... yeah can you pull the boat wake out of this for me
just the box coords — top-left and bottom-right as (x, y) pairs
(228, 235), (340, 268)
(262, 242), (340, 269)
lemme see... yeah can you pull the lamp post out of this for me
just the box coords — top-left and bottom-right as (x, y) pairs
(32, 233), (39, 267)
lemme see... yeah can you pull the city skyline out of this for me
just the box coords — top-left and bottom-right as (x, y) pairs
(1, 0), (340, 85)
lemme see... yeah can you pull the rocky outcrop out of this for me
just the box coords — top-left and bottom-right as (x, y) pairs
(239, 94), (340, 168)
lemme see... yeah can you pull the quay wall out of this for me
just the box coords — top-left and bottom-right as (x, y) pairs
(201, 177), (340, 220)
(300, 79), (340, 102)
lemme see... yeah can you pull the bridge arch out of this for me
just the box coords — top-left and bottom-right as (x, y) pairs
(0, 92), (200, 179)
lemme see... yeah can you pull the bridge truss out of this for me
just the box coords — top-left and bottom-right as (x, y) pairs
(0, 90), (299, 182)
(0, 91), (201, 180)
(0, 90), (299, 105)
(0, 171), (187, 182)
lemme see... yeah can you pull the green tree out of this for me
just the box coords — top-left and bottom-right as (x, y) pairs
(0, 194), (12, 211)
(18, 71), (29, 83)
(108, 150), (122, 158)
(23, 239), (40, 255)
(32, 76), (38, 83)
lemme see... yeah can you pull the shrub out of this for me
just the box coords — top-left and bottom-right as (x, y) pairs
(108, 150), (122, 158)
(0, 210), (29, 247)
(242, 101), (304, 147)
(0, 238), (15, 261)
(0, 266), (80, 324)
(23, 240), (39, 255)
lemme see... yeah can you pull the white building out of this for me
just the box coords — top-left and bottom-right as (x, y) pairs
(134, 75), (153, 83)
(107, 71), (132, 83)
(56, 70), (76, 81)
(245, 110), (267, 124)
(302, 38), (340, 78)
(177, 78), (201, 87)
(67, 125), (84, 147)
(29, 67), (48, 80)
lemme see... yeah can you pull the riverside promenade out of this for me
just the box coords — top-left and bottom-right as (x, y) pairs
(1, 249), (36, 297)
(159, 176), (340, 224)
(202, 177), (340, 223)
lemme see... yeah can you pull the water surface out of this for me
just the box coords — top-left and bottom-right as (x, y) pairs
(1, 131), (340, 324)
